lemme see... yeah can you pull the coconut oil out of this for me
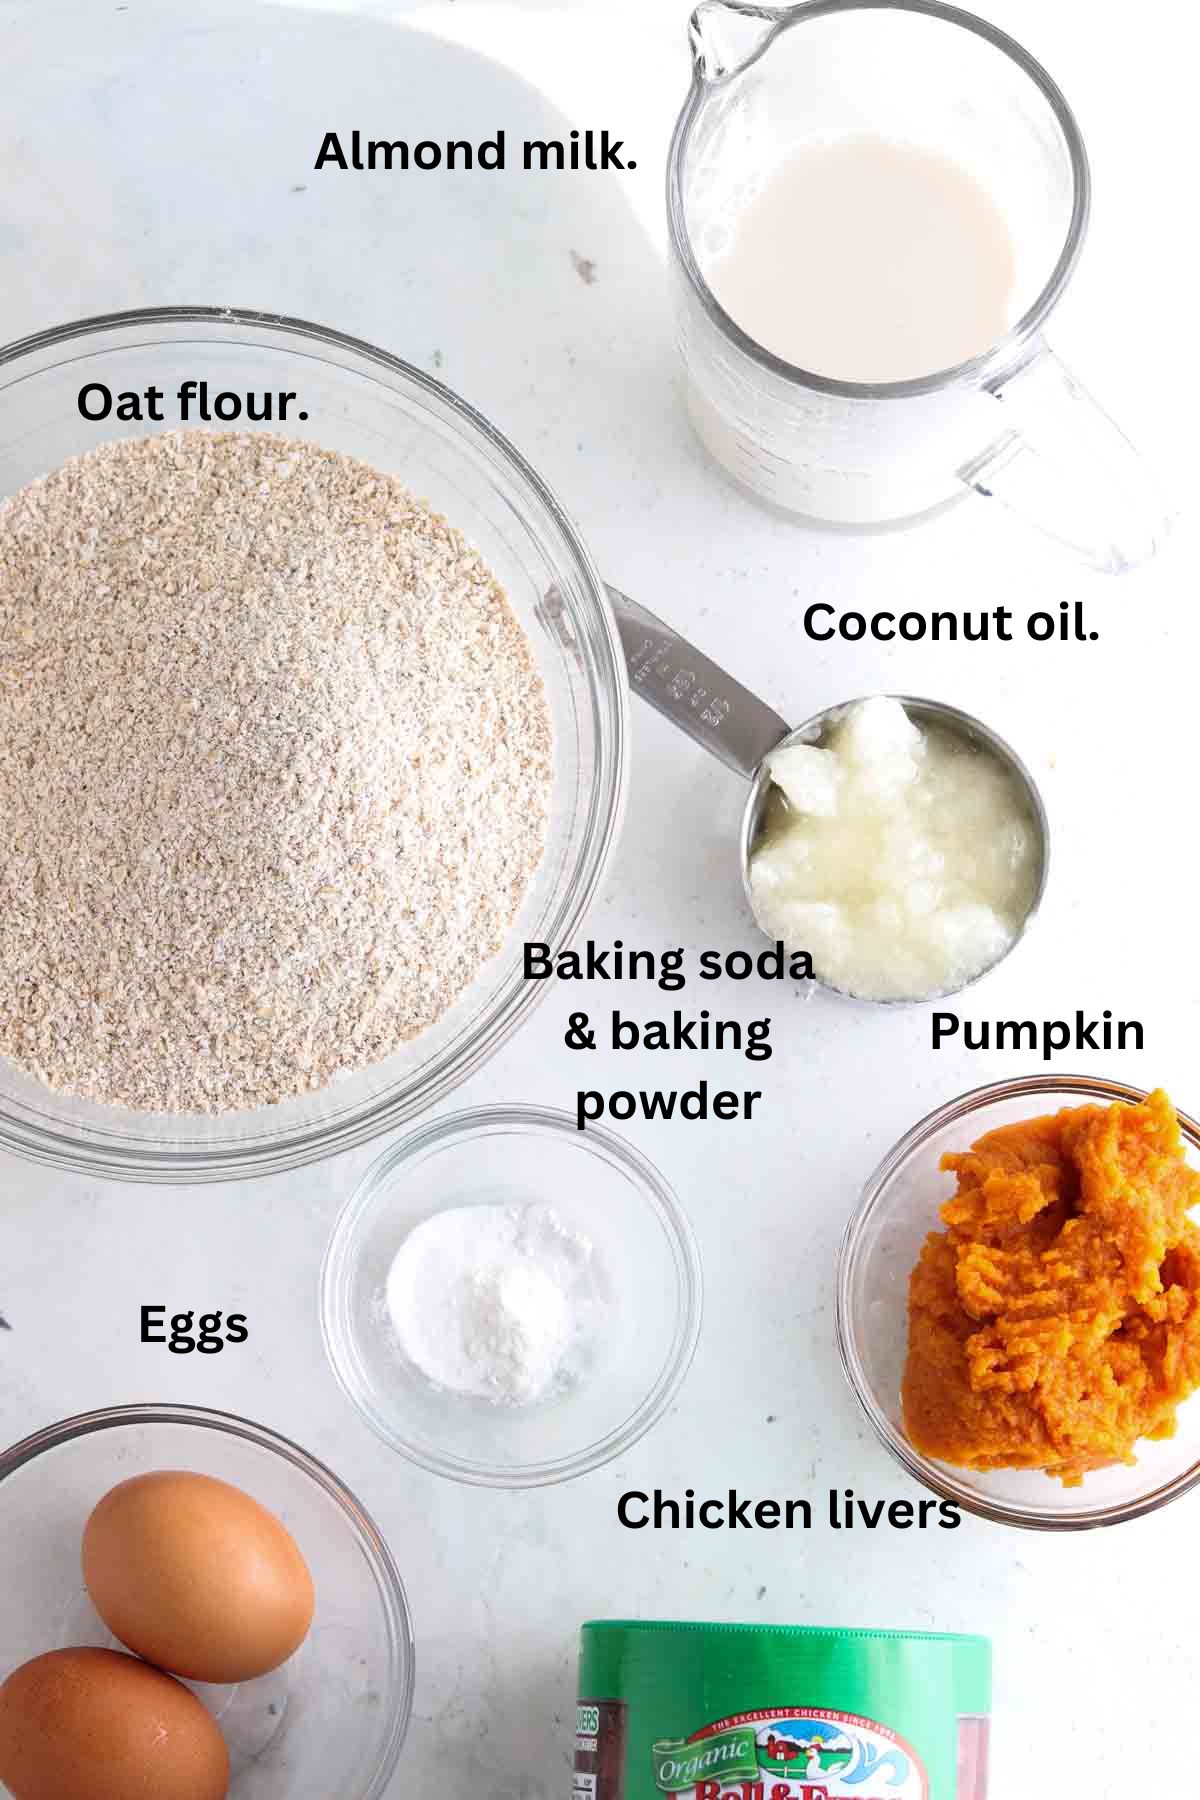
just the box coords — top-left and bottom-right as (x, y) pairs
(748, 698), (1039, 1001)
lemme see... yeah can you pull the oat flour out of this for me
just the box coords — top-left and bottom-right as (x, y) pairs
(0, 431), (553, 1112)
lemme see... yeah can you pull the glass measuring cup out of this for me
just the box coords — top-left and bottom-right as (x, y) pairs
(668, 0), (1168, 569)
(609, 588), (1048, 1001)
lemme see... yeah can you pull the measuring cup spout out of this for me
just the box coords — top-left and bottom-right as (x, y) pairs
(688, 1), (789, 84)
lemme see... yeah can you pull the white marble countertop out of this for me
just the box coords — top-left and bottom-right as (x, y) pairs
(2, 1), (1197, 1795)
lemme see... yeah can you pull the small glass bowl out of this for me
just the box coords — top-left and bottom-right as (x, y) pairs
(837, 1075), (1200, 1530)
(320, 1106), (703, 1487)
(0, 1405), (414, 1797)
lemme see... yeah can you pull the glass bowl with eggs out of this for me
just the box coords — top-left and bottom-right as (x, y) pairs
(0, 1404), (414, 1799)
(0, 306), (627, 1183)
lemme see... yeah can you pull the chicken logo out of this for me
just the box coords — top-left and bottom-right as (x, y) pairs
(652, 1707), (927, 1798)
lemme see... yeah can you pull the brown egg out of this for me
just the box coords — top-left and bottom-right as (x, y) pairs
(83, 1470), (315, 1684)
(0, 1648), (229, 1800)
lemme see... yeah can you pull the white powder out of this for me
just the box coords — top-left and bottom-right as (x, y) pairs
(384, 1202), (605, 1405)
(0, 431), (553, 1113)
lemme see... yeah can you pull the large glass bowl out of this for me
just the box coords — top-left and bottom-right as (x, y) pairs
(0, 307), (627, 1181)
(320, 1106), (703, 1487)
(0, 1404), (414, 1799)
(837, 1075), (1200, 1529)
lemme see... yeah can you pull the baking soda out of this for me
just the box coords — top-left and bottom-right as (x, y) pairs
(384, 1203), (606, 1405)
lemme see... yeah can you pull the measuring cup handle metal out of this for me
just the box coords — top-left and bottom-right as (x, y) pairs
(607, 586), (791, 780)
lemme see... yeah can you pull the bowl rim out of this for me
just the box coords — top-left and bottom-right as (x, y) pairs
(836, 1073), (1200, 1531)
(0, 1401), (415, 1793)
(0, 305), (629, 1183)
(320, 1104), (704, 1488)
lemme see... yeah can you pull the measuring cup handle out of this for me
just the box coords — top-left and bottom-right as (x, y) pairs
(958, 342), (1172, 574)
(607, 586), (791, 779)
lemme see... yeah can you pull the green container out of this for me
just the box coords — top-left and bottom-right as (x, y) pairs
(575, 1621), (990, 1800)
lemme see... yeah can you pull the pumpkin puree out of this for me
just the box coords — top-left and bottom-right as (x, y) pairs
(903, 1089), (1200, 1485)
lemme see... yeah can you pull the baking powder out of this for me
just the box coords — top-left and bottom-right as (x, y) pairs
(384, 1202), (605, 1405)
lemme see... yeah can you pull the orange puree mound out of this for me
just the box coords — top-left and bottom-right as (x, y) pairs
(902, 1089), (1200, 1486)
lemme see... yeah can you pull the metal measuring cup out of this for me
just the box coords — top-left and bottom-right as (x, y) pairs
(608, 588), (1049, 1003)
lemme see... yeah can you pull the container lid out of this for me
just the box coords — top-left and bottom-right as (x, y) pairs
(580, 1619), (992, 1719)
(583, 1619), (989, 1647)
